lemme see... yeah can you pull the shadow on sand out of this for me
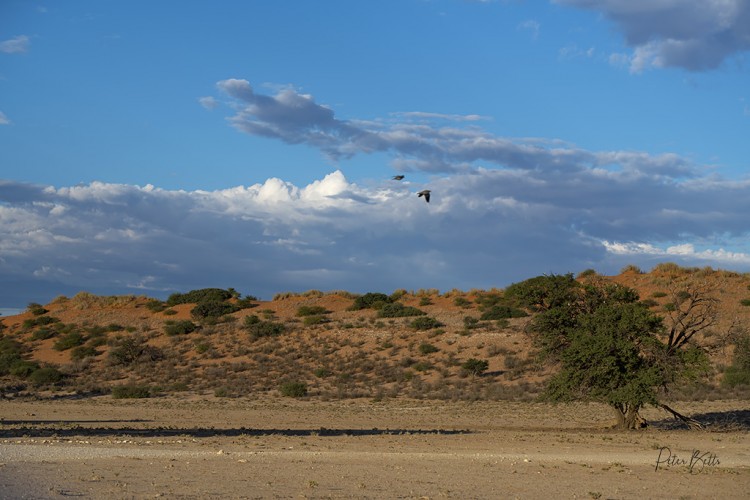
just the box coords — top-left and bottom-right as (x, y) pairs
(650, 409), (750, 431)
(0, 420), (472, 439)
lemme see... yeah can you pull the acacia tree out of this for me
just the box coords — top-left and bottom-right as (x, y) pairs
(505, 274), (715, 429)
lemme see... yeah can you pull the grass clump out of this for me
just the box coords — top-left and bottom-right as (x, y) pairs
(164, 320), (198, 336)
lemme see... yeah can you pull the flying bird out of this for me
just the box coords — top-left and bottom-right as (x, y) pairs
(417, 190), (431, 203)
(392, 175), (405, 180)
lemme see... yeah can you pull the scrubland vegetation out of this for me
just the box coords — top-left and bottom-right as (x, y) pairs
(1, 263), (749, 428)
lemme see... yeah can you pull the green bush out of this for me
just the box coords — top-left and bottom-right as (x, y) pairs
(314, 367), (332, 378)
(0, 336), (25, 375)
(453, 297), (472, 308)
(419, 343), (439, 355)
(377, 303), (426, 318)
(297, 305), (329, 316)
(190, 301), (238, 319)
(31, 327), (57, 341)
(71, 345), (99, 360)
(163, 320), (198, 336)
(302, 315), (327, 326)
(280, 381), (308, 397)
(108, 336), (162, 365)
(9, 360), (39, 378)
(409, 316), (444, 330)
(166, 288), (233, 306)
(739, 299), (750, 307)
(53, 331), (85, 351)
(246, 317), (286, 339)
(461, 358), (489, 376)
(28, 366), (63, 386)
(111, 384), (152, 399)
(348, 292), (393, 310)
(479, 305), (527, 320)
(27, 303), (48, 316)
(146, 299), (167, 312)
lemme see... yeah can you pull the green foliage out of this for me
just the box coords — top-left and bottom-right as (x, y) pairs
(453, 296), (472, 308)
(111, 384), (152, 399)
(71, 345), (99, 360)
(479, 305), (528, 320)
(279, 381), (308, 397)
(27, 303), (48, 316)
(166, 288), (234, 306)
(245, 316), (286, 339)
(164, 320), (198, 336)
(190, 301), (238, 320)
(723, 331), (750, 387)
(377, 303), (426, 318)
(146, 299), (167, 312)
(462, 358), (489, 376)
(53, 331), (85, 351)
(9, 360), (39, 378)
(31, 327), (57, 341)
(504, 273), (579, 312)
(297, 305), (329, 316)
(651, 291), (667, 298)
(739, 299), (750, 307)
(0, 336), (25, 376)
(418, 343), (439, 355)
(108, 336), (163, 365)
(28, 366), (63, 386)
(348, 292), (393, 310)
(302, 315), (328, 326)
(409, 316), (443, 330)
(314, 367), (332, 378)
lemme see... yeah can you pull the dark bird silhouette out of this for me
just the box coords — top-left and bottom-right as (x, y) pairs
(392, 175), (405, 180)
(417, 190), (431, 203)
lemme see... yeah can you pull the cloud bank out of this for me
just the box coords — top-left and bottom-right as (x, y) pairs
(556, 0), (750, 71)
(2, 156), (749, 306)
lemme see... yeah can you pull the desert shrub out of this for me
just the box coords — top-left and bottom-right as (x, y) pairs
(146, 299), (167, 312)
(245, 317), (286, 339)
(108, 336), (163, 365)
(190, 301), (238, 319)
(739, 299), (750, 307)
(303, 315), (327, 326)
(479, 305), (527, 320)
(71, 345), (99, 360)
(463, 316), (480, 330)
(723, 332), (750, 387)
(419, 297), (433, 306)
(9, 360), (39, 378)
(27, 303), (48, 316)
(453, 297), (472, 308)
(31, 327), (57, 341)
(314, 367), (332, 378)
(53, 331), (85, 351)
(297, 305), (329, 316)
(410, 316), (443, 330)
(28, 366), (63, 386)
(378, 303), (426, 318)
(111, 384), (151, 399)
(166, 288), (233, 306)
(419, 343), (439, 355)
(348, 292), (393, 310)
(0, 336), (25, 375)
(461, 358), (489, 376)
(639, 299), (659, 308)
(651, 291), (667, 298)
(620, 264), (643, 274)
(652, 262), (683, 274)
(390, 289), (408, 301)
(164, 320), (198, 336)
(279, 381), (308, 397)
(577, 269), (598, 278)
(412, 361), (432, 372)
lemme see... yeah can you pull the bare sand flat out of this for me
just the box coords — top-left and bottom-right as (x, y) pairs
(1, 397), (748, 499)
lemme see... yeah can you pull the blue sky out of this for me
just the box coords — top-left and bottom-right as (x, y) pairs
(1, 0), (750, 309)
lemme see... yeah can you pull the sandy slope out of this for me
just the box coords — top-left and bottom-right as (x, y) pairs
(1, 397), (748, 499)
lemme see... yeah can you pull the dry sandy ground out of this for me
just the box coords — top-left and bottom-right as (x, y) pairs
(1, 397), (748, 499)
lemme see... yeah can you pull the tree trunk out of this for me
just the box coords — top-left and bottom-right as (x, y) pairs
(612, 404), (648, 430)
